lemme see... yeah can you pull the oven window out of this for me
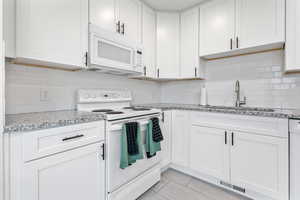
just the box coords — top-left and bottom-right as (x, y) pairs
(98, 41), (131, 64)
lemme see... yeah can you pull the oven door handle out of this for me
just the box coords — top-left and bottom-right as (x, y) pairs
(110, 120), (150, 131)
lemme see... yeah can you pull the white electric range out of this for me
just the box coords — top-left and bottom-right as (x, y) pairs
(77, 89), (162, 200)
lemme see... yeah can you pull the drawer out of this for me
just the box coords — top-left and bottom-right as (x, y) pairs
(23, 121), (104, 162)
(190, 111), (289, 138)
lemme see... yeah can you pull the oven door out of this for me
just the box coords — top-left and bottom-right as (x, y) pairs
(106, 115), (162, 193)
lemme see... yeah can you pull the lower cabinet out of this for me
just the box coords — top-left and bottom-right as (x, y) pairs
(170, 110), (289, 200)
(22, 142), (105, 200)
(189, 126), (230, 182)
(160, 111), (172, 168)
(171, 110), (190, 167)
(230, 131), (288, 200)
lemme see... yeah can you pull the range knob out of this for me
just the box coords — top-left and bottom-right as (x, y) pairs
(104, 94), (109, 98)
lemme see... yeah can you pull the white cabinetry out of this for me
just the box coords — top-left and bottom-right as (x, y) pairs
(199, 0), (235, 56)
(90, 0), (141, 44)
(199, 0), (285, 59)
(171, 111), (289, 200)
(171, 110), (189, 167)
(157, 12), (180, 78)
(22, 143), (105, 200)
(230, 131), (288, 200)
(118, 0), (141, 44)
(236, 0), (285, 49)
(160, 111), (172, 168)
(180, 7), (202, 79)
(16, 0), (88, 69)
(142, 4), (157, 78)
(3, 0), (16, 58)
(7, 122), (106, 200)
(285, 0), (300, 72)
(89, 0), (118, 33)
(190, 126), (230, 182)
(0, 0), (4, 197)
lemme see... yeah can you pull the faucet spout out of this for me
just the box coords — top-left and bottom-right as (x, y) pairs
(235, 80), (246, 107)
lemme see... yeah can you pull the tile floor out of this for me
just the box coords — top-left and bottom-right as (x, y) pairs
(138, 169), (252, 200)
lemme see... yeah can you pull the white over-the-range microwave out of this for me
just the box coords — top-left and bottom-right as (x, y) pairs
(88, 24), (143, 75)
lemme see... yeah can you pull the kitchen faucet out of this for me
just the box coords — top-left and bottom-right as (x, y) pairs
(235, 80), (246, 107)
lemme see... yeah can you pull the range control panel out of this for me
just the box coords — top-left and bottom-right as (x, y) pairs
(77, 89), (132, 103)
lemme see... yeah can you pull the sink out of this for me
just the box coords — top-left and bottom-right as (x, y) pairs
(200, 105), (275, 112)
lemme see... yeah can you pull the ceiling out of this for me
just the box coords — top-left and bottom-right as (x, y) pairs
(142, 0), (206, 11)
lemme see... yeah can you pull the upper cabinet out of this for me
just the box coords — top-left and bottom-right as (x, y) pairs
(236, 0), (285, 49)
(89, 0), (118, 33)
(200, 0), (285, 59)
(118, 0), (142, 44)
(90, 0), (141, 44)
(199, 0), (235, 56)
(285, 0), (300, 72)
(16, 0), (89, 69)
(180, 7), (203, 79)
(142, 4), (157, 78)
(156, 12), (180, 79)
(3, 0), (16, 58)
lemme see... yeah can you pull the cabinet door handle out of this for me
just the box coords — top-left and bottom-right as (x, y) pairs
(231, 132), (234, 146)
(225, 131), (227, 144)
(144, 66), (147, 76)
(101, 143), (105, 160)
(121, 23), (125, 35)
(157, 69), (160, 78)
(116, 21), (121, 33)
(236, 37), (239, 49)
(62, 134), (84, 142)
(162, 112), (165, 122)
(195, 67), (197, 77)
(230, 38), (233, 50)
(85, 52), (88, 67)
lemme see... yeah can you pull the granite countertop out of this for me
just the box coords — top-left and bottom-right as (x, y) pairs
(134, 103), (300, 119)
(4, 110), (105, 133)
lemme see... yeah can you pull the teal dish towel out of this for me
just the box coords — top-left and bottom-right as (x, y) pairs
(145, 120), (162, 157)
(120, 123), (144, 169)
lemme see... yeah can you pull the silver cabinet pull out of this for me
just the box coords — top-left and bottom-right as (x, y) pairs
(157, 69), (160, 78)
(62, 134), (84, 142)
(144, 66), (147, 76)
(236, 37), (239, 49)
(225, 131), (228, 144)
(195, 67), (198, 77)
(231, 132), (234, 146)
(230, 38), (233, 50)
(116, 21), (121, 33)
(121, 23), (125, 35)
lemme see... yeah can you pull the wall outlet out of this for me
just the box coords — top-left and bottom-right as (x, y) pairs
(40, 89), (49, 102)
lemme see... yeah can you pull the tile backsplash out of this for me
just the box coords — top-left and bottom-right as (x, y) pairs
(6, 50), (300, 114)
(5, 63), (161, 114)
(161, 50), (300, 109)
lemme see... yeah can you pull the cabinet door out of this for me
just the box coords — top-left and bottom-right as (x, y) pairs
(180, 7), (199, 78)
(3, 0), (15, 58)
(90, 0), (117, 33)
(157, 12), (180, 78)
(171, 111), (189, 167)
(189, 126), (230, 182)
(236, 0), (285, 49)
(118, 0), (141, 44)
(142, 4), (156, 78)
(16, 0), (88, 68)
(199, 0), (235, 56)
(285, 0), (300, 72)
(160, 111), (172, 168)
(230, 132), (288, 200)
(22, 143), (105, 200)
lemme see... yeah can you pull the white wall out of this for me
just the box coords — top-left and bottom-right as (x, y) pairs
(5, 63), (161, 114)
(161, 50), (300, 109)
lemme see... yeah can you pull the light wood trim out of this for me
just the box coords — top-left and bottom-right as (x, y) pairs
(284, 70), (300, 75)
(130, 76), (205, 82)
(11, 61), (82, 72)
(204, 47), (284, 61)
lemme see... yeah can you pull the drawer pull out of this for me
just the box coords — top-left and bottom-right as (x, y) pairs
(62, 134), (84, 142)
